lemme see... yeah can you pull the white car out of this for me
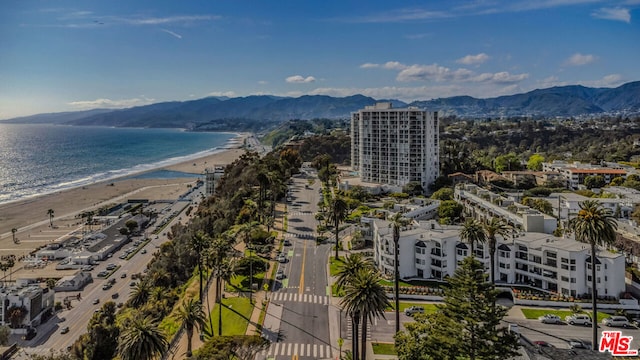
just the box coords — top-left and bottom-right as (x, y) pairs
(602, 316), (631, 328)
(565, 314), (592, 326)
(404, 306), (425, 316)
(538, 314), (562, 324)
(276, 270), (285, 280)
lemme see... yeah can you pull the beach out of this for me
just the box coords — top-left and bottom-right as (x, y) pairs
(0, 140), (248, 259)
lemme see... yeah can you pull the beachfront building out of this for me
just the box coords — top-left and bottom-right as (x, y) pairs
(370, 218), (626, 299)
(0, 284), (55, 328)
(350, 102), (439, 192)
(204, 166), (225, 195)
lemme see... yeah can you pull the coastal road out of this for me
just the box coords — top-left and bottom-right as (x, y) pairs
(258, 173), (335, 359)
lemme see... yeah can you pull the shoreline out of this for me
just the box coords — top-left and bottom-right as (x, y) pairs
(0, 132), (250, 259)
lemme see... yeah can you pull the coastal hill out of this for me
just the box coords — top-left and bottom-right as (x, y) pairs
(5, 81), (640, 129)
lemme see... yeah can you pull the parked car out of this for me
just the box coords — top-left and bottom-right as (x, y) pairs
(60, 326), (70, 334)
(92, 298), (100, 305)
(106, 263), (116, 270)
(404, 306), (425, 316)
(602, 316), (631, 328)
(120, 272), (127, 278)
(102, 284), (112, 290)
(276, 270), (285, 280)
(565, 314), (592, 326)
(538, 314), (563, 324)
(508, 323), (520, 338)
(111, 293), (119, 299)
(283, 239), (291, 246)
(277, 254), (287, 263)
(141, 249), (147, 254)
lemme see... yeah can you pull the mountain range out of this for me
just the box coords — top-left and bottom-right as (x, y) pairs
(5, 81), (639, 129)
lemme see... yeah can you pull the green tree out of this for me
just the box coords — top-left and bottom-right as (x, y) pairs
(569, 200), (618, 349)
(483, 217), (510, 284)
(395, 257), (520, 360)
(125, 220), (139, 234)
(80, 302), (119, 360)
(459, 219), (485, 254)
(330, 196), (349, 260)
(128, 280), (152, 308)
(437, 200), (463, 224)
(494, 153), (522, 173)
(402, 181), (424, 196)
(584, 175), (606, 189)
(340, 269), (391, 360)
(190, 231), (211, 304)
(335, 253), (374, 293)
(430, 187), (454, 201)
(117, 315), (168, 360)
(526, 153), (545, 171)
(175, 298), (207, 357)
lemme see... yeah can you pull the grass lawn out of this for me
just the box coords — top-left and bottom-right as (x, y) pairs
(372, 342), (397, 355)
(386, 302), (440, 313)
(329, 257), (344, 277)
(520, 308), (611, 322)
(227, 272), (266, 292)
(204, 296), (254, 336)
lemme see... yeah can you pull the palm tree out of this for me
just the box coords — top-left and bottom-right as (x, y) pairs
(47, 208), (54, 228)
(190, 231), (211, 303)
(236, 222), (258, 303)
(11, 228), (17, 244)
(335, 253), (374, 293)
(390, 212), (410, 333)
(460, 218), (486, 255)
(175, 298), (206, 357)
(569, 200), (617, 350)
(340, 269), (391, 360)
(483, 217), (510, 284)
(117, 315), (168, 360)
(129, 280), (152, 308)
(214, 259), (234, 336)
(331, 196), (348, 260)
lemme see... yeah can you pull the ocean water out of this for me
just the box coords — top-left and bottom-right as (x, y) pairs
(0, 123), (237, 205)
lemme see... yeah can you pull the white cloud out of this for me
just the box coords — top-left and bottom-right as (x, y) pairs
(397, 64), (452, 82)
(68, 97), (155, 109)
(579, 74), (625, 87)
(207, 91), (237, 97)
(456, 53), (490, 65)
(360, 63), (380, 69)
(388, 61), (528, 84)
(122, 15), (221, 26)
(537, 76), (569, 88)
(591, 7), (631, 23)
(286, 75), (316, 83)
(161, 29), (182, 39)
(475, 71), (529, 84)
(565, 53), (596, 66)
(258, 80), (268, 85)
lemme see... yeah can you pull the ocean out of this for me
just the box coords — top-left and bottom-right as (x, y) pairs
(0, 123), (237, 205)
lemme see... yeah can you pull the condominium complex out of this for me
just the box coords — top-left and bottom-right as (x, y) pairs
(371, 218), (625, 299)
(351, 103), (439, 190)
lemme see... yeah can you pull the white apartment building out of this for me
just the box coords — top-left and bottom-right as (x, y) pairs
(351, 102), (439, 190)
(454, 183), (558, 234)
(371, 218), (626, 299)
(0, 284), (55, 328)
(204, 165), (225, 195)
(542, 160), (627, 189)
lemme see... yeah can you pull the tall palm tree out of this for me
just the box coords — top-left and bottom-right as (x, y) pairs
(117, 315), (168, 360)
(47, 208), (54, 228)
(236, 222), (258, 303)
(175, 298), (207, 357)
(214, 259), (234, 336)
(340, 269), (391, 360)
(390, 212), (410, 333)
(569, 200), (617, 350)
(460, 218), (486, 255)
(190, 231), (211, 303)
(331, 196), (348, 260)
(483, 217), (510, 284)
(335, 253), (374, 293)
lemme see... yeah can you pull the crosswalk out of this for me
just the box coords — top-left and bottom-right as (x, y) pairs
(284, 233), (316, 239)
(259, 342), (333, 359)
(346, 317), (372, 341)
(270, 292), (330, 305)
(288, 211), (314, 216)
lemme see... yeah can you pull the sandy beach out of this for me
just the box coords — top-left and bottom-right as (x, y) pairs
(0, 136), (249, 259)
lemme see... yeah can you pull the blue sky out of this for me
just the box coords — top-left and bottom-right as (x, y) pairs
(1, 0), (639, 119)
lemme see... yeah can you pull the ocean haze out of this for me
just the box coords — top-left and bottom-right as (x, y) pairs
(0, 124), (235, 205)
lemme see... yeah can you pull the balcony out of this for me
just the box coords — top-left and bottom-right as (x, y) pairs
(544, 260), (557, 268)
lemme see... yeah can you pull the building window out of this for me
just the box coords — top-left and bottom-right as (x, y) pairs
(570, 266), (576, 271)
(571, 278), (576, 283)
(561, 276), (569, 282)
(561, 257), (569, 263)
(415, 259), (420, 264)
(561, 264), (569, 270)
(587, 275), (592, 282)
(570, 259), (576, 264)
